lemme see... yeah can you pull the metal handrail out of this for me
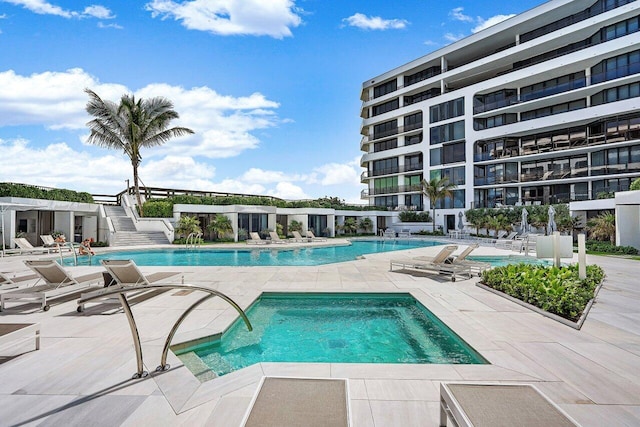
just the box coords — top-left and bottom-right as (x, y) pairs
(185, 232), (202, 249)
(77, 283), (252, 379)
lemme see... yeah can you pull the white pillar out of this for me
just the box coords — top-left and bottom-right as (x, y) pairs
(578, 233), (587, 279)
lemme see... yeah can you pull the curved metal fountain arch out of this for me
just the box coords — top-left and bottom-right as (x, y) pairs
(77, 284), (253, 379)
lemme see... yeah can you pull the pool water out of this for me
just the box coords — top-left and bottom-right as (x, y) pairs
(63, 240), (444, 267)
(175, 293), (487, 377)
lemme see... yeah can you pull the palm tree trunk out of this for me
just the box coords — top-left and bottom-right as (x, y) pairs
(132, 163), (144, 217)
(432, 207), (436, 232)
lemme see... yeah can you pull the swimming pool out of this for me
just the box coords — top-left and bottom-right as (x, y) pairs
(175, 292), (487, 378)
(64, 240), (444, 267)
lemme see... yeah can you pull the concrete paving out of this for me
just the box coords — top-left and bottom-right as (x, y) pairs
(0, 240), (638, 426)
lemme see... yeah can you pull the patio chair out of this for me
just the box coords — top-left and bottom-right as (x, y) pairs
(495, 232), (518, 249)
(0, 260), (100, 311)
(390, 245), (472, 282)
(247, 232), (270, 245)
(269, 231), (288, 244)
(0, 271), (38, 292)
(307, 230), (327, 242)
(383, 229), (396, 239)
(397, 229), (411, 238)
(13, 238), (53, 255)
(440, 383), (579, 426)
(448, 244), (491, 276)
(40, 235), (56, 247)
(290, 231), (309, 243)
(77, 259), (178, 312)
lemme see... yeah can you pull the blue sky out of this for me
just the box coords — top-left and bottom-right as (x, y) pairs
(0, 0), (542, 203)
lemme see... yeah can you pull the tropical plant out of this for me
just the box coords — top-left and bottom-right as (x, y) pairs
(587, 212), (616, 244)
(465, 208), (487, 236)
(85, 89), (194, 216)
(398, 210), (431, 222)
(358, 217), (373, 234)
(421, 177), (457, 232)
(341, 218), (358, 235)
(288, 220), (303, 233)
(631, 177), (640, 191)
(175, 216), (201, 239)
(207, 214), (233, 241)
(485, 213), (512, 238)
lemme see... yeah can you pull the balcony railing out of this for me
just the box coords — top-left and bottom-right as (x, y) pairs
(366, 184), (423, 196)
(364, 123), (423, 143)
(370, 163), (424, 177)
(471, 185), (630, 208)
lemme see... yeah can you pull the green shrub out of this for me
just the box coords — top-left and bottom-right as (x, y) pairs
(399, 211), (432, 222)
(630, 177), (640, 191)
(585, 240), (638, 255)
(143, 199), (174, 217)
(0, 182), (94, 203)
(481, 263), (605, 322)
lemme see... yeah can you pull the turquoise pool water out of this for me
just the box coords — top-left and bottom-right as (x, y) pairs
(63, 240), (444, 267)
(467, 255), (552, 267)
(175, 293), (487, 377)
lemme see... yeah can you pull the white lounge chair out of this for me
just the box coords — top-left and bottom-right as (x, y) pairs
(13, 238), (53, 255)
(397, 229), (411, 238)
(383, 229), (396, 238)
(0, 271), (38, 292)
(449, 244), (491, 276)
(77, 259), (177, 312)
(390, 245), (472, 282)
(307, 230), (327, 242)
(495, 232), (518, 249)
(269, 231), (288, 244)
(246, 232), (270, 245)
(290, 231), (309, 243)
(0, 260), (99, 311)
(440, 383), (579, 426)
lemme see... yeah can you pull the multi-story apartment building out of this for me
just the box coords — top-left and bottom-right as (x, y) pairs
(359, 0), (640, 231)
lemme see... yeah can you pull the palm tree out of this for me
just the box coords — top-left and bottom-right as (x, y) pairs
(85, 89), (194, 216)
(175, 216), (201, 240)
(207, 214), (233, 241)
(587, 212), (616, 244)
(358, 217), (373, 234)
(421, 177), (457, 232)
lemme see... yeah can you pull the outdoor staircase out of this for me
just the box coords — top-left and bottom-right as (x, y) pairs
(104, 205), (169, 247)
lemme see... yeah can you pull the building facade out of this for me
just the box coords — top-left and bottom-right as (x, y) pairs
(359, 0), (640, 231)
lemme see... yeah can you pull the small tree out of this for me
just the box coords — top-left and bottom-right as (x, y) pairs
(631, 177), (640, 191)
(175, 216), (201, 239)
(421, 177), (457, 232)
(207, 214), (233, 241)
(587, 212), (616, 244)
(288, 220), (303, 234)
(342, 218), (358, 235)
(358, 217), (373, 234)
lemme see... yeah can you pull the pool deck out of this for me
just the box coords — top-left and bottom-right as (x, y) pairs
(0, 240), (639, 426)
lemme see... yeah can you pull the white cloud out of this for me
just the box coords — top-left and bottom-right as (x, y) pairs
(0, 68), (282, 159)
(1, 0), (115, 19)
(342, 13), (408, 30)
(97, 21), (123, 29)
(313, 160), (360, 186)
(239, 168), (306, 184)
(145, 0), (302, 39)
(449, 7), (474, 23)
(472, 14), (515, 33)
(444, 32), (464, 42)
(267, 182), (308, 200)
(423, 40), (438, 46)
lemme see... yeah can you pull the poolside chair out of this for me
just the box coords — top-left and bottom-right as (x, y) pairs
(448, 244), (491, 276)
(247, 232), (270, 245)
(0, 271), (39, 292)
(13, 238), (53, 255)
(397, 229), (411, 238)
(0, 260), (100, 311)
(495, 232), (518, 249)
(40, 235), (56, 247)
(77, 259), (178, 312)
(268, 231), (288, 244)
(307, 230), (327, 242)
(383, 228), (396, 239)
(290, 231), (309, 243)
(390, 245), (472, 282)
(440, 383), (579, 426)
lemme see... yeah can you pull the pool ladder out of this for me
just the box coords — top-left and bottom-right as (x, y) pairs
(57, 242), (93, 266)
(77, 284), (252, 379)
(185, 232), (202, 249)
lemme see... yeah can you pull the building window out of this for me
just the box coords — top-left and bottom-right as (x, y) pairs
(592, 82), (640, 105)
(405, 154), (423, 171)
(374, 138), (398, 153)
(521, 72), (586, 103)
(430, 141), (465, 166)
(430, 120), (465, 144)
(373, 80), (397, 98)
(404, 88), (441, 106)
(473, 138), (519, 161)
(374, 195), (398, 208)
(374, 176), (398, 194)
(404, 194), (423, 211)
(373, 119), (398, 140)
(372, 158), (399, 176)
(521, 99), (586, 121)
(404, 66), (441, 87)
(473, 114), (516, 131)
(591, 144), (640, 175)
(473, 90), (516, 114)
(435, 190), (465, 209)
(405, 132), (423, 146)
(404, 112), (423, 131)
(372, 98), (399, 116)
(591, 49), (640, 84)
(430, 97), (465, 123)
(593, 177), (637, 196)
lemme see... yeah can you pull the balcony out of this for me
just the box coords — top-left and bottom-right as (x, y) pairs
(364, 185), (424, 197)
(360, 189), (369, 199)
(360, 170), (369, 182)
(370, 163), (424, 178)
(474, 175), (519, 186)
(364, 123), (423, 144)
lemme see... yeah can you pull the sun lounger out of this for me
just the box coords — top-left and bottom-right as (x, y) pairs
(390, 245), (472, 282)
(383, 229), (396, 238)
(440, 383), (579, 426)
(247, 232), (270, 245)
(0, 271), (38, 292)
(269, 231), (288, 244)
(0, 260), (100, 311)
(307, 230), (327, 242)
(12, 238), (53, 255)
(0, 323), (40, 355)
(290, 231), (309, 243)
(77, 260), (178, 312)
(495, 232), (518, 249)
(449, 244), (491, 276)
(397, 229), (411, 238)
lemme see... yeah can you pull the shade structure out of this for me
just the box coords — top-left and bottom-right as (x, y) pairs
(547, 205), (557, 235)
(521, 208), (529, 234)
(0, 202), (38, 257)
(458, 211), (464, 230)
